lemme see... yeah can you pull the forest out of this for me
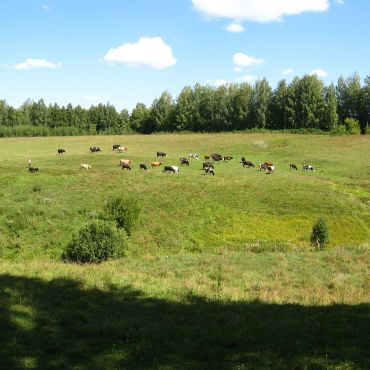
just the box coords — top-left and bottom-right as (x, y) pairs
(0, 73), (369, 136)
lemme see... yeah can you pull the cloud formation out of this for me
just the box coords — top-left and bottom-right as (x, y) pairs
(282, 68), (295, 75)
(13, 58), (61, 70)
(192, 0), (329, 23)
(224, 23), (245, 32)
(233, 52), (264, 67)
(310, 69), (328, 77)
(103, 37), (177, 69)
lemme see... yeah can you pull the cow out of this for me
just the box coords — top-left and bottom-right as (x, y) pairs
(80, 164), (91, 170)
(204, 165), (215, 176)
(157, 151), (167, 158)
(242, 160), (255, 168)
(204, 155), (211, 161)
(180, 158), (190, 166)
(259, 162), (273, 171)
(121, 162), (131, 171)
(223, 156), (233, 162)
(188, 153), (200, 160)
(303, 164), (315, 171)
(90, 146), (101, 153)
(57, 148), (65, 155)
(266, 165), (275, 174)
(140, 164), (147, 171)
(119, 159), (133, 166)
(112, 144), (121, 150)
(163, 165), (179, 173)
(118, 146), (128, 153)
(211, 153), (223, 161)
(151, 161), (162, 168)
(29, 166), (39, 173)
(290, 164), (298, 170)
(202, 162), (214, 169)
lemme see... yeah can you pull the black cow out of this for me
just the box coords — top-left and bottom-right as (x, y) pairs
(112, 144), (121, 150)
(290, 164), (298, 170)
(29, 166), (39, 173)
(242, 160), (255, 168)
(140, 163), (147, 171)
(163, 166), (179, 173)
(180, 158), (189, 166)
(157, 151), (167, 158)
(202, 162), (214, 169)
(57, 148), (65, 155)
(223, 156), (233, 162)
(121, 163), (131, 171)
(211, 153), (223, 161)
(204, 165), (215, 176)
(90, 146), (101, 153)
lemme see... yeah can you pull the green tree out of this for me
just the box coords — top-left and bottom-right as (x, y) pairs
(322, 83), (338, 131)
(252, 78), (272, 129)
(130, 102), (149, 132)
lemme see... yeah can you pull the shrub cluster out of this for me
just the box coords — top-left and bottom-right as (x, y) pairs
(310, 218), (329, 250)
(63, 196), (140, 263)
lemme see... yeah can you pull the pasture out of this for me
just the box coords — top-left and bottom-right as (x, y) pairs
(0, 133), (369, 369)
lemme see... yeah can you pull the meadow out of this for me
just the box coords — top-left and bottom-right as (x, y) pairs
(0, 133), (369, 369)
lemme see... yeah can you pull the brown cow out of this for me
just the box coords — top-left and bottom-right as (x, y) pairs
(151, 161), (162, 168)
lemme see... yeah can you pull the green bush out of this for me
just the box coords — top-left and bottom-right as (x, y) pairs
(310, 218), (329, 249)
(344, 118), (361, 135)
(102, 196), (140, 235)
(63, 220), (126, 263)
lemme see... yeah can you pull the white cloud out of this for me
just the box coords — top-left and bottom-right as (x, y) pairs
(310, 69), (328, 77)
(214, 79), (228, 87)
(192, 0), (329, 23)
(41, 4), (51, 11)
(236, 74), (258, 83)
(224, 22), (244, 32)
(233, 52), (264, 67)
(13, 58), (61, 70)
(103, 37), (177, 69)
(282, 68), (295, 75)
(234, 67), (242, 72)
(334, 0), (344, 4)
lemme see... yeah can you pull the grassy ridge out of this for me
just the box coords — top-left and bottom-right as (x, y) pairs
(0, 133), (369, 259)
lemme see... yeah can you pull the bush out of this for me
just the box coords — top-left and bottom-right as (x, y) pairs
(344, 117), (361, 135)
(102, 196), (140, 235)
(63, 220), (126, 263)
(310, 218), (329, 249)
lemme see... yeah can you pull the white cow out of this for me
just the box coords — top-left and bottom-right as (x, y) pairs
(80, 163), (91, 170)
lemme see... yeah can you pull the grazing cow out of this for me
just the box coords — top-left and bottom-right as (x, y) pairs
(242, 160), (255, 168)
(157, 151), (167, 158)
(118, 146), (128, 153)
(202, 162), (214, 169)
(259, 162), (273, 171)
(204, 165), (215, 176)
(180, 158), (190, 166)
(121, 162), (131, 171)
(188, 153), (200, 160)
(151, 161), (162, 168)
(80, 164), (91, 170)
(119, 159), (133, 166)
(211, 153), (223, 161)
(29, 166), (39, 173)
(112, 144), (121, 150)
(90, 146), (101, 153)
(57, 148), (65, 155)
(163, 165), (179, 173)
(290, 164), (298, 170)
(266, 165), (275, 174)
(204, 155), (211, 161)
(140, 163), (147, 171)
(303, 164), (315, 171)
(223, 156), (233, 162)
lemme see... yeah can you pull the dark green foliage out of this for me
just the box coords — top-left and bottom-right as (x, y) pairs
(102, 196), (140, 236)
(310, 218), (329, 249)
(63, 220), (126, 263)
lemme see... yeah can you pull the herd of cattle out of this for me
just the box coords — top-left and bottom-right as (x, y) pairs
(27, 144), (316, 175)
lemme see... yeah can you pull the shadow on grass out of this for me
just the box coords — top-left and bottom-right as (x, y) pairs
(0, 274), (369, 369)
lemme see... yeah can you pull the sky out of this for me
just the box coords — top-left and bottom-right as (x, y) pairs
(0, 0), (369, 112)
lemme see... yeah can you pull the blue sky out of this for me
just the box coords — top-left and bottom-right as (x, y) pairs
(0, 0), (369, 112)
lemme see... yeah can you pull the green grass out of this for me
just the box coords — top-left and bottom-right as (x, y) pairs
(0, 133), (369, 368)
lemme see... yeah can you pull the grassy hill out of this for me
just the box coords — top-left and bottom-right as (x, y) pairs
(0, 133), (369, 369)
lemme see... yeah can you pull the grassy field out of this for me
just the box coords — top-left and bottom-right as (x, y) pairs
(0, 133), (369, 369)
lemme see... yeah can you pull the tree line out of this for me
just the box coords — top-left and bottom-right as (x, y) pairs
(0, 73), (369, 137)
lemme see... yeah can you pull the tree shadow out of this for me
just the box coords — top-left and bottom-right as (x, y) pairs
(0, 274), (368, 369)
